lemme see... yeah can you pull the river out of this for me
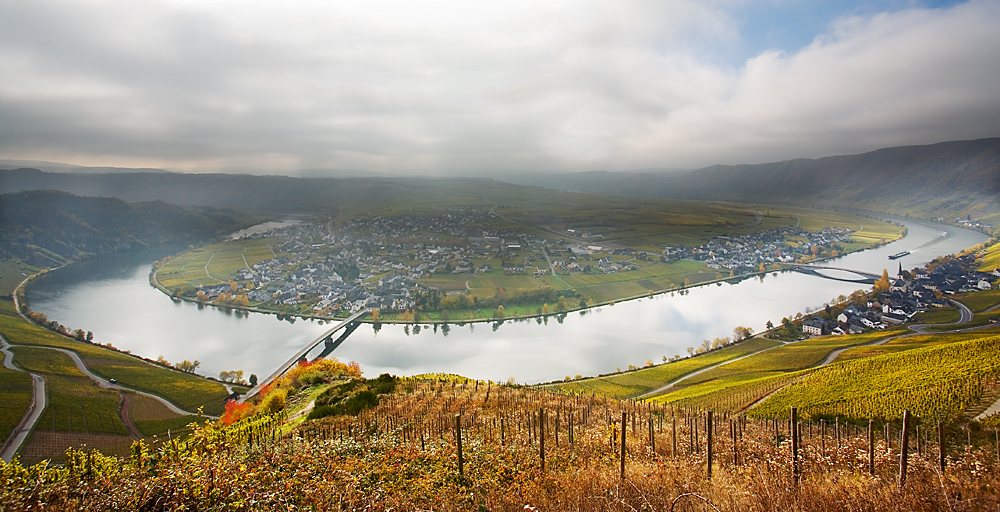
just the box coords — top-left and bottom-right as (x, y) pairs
(25, 217), (987, 384)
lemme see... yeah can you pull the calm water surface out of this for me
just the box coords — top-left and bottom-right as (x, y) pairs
(26, 218), (987, 384)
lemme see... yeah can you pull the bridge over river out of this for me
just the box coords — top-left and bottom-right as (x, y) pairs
(785, 264), (880, 284)
(240, 309), (370, 402)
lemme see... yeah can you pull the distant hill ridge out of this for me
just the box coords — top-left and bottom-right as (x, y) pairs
(0, 190), (254, 267)
(1, 138), (997, 221)
(504, 138), (1000, 222)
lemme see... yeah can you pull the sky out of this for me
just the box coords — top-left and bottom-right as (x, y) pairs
(1, 0), (998, 175)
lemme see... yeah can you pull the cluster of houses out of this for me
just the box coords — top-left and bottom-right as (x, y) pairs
(190, 211), (922, 317)
(800, 254), (997, 336)
(678, 226), (856, 275)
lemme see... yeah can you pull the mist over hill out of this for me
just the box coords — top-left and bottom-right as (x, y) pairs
(1, 138), (997, 223)
(502, 138), (1000, 222)
(0, 190), (255, 267)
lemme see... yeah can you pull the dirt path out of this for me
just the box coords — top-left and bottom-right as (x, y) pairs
(639, 342), (787, 399)
(117, 392), (143, 440)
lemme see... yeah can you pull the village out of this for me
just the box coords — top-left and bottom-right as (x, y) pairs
(799, 254), (998, 337)
(190, 211), (898, 318)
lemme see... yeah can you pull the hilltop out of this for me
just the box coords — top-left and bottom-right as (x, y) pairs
(0, 190), (259, 267)
(504, 138), (1000, 226)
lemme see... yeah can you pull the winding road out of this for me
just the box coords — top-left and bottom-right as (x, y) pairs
(0, 335), (45, 463)
(639, 341), (787, 399)
(0, 330), (210, 462)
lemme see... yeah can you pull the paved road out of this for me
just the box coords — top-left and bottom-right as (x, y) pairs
(38, 345), (202, 417)
(639, 341), (787, 399)
(541, 247), (558, 276)
(817, 300), (977, 367)
(0, 335), (46, 463)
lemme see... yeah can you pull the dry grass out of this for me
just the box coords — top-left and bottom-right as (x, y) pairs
(3, 380), (998, 510)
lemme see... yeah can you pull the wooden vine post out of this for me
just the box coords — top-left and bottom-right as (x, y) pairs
(455, 414), (464, 477)
(868, 419), (875, 476)
(620, 411), (627, 479)
(672, 416), (677, 457)
(790, 407), (800, 486)
(899, 409), (911, 488)
(539, 408), (546, 472)
(648, 417), (655, 453)
(938, 420), (946, 472)
(706, 411), (714, 479)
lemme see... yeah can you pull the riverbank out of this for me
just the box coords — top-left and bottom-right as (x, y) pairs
(146, 225), (905, 327)
(23, 213), (986, 385)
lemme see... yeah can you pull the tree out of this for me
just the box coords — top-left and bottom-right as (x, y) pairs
(156, 355), (170, 366)
(85, 331), (93, 343)
(700, 338), (712, 352)
(249, 373), (258, 387)
(687, 346), (695, 356)
(766, 320), (774, 330)
(177, 360), (201, 373)
(370, 308), (380, 321)
(733, 326), (754, 342)
(875, 268), (891, 292)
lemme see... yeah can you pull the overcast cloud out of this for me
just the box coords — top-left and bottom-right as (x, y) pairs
(1, 0), (998, 174)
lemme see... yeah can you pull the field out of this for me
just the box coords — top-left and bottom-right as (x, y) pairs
(548, 337), (780, 399)
(128, 393), (203, 438)
(155, 238), (279, 293)
(0, 355), (32, 444)
(751, 333), (1000, 422)
(978, 241), (1000, 271)
(0, 315), (230, 416)
(911, 306), (961, 324)
(8, 345), (132, 464)
(955, 289), (1000, 313)
(644, 329), (906, 412)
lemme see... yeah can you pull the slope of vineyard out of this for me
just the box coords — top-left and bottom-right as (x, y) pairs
(751, 334), (1000, 421)
(2, 367), (999, 511)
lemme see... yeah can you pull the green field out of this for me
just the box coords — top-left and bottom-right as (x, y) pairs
(978, 241), (1000, 272)
(955, 289), (1000, 313)
(645, 329), (905, 411)
(548, 337), (780, 399)
(0, 352), (32, 445)
(0, 315), (230, 416)
(10, 347), (128, 435)
(911, 306), (961, 324)
(129, 393), (202, 438)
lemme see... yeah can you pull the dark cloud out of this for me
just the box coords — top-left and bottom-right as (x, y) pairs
(1, 0), (998, 174)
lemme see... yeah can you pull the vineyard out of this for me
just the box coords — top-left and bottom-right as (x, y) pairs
(751, 335), (1000, 422)
(3, 368), (1000, 510)
(550, 337), (780, 399)
(0, 314), (230, 416)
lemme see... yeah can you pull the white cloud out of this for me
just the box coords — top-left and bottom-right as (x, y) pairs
(0, 0), (997, 173)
